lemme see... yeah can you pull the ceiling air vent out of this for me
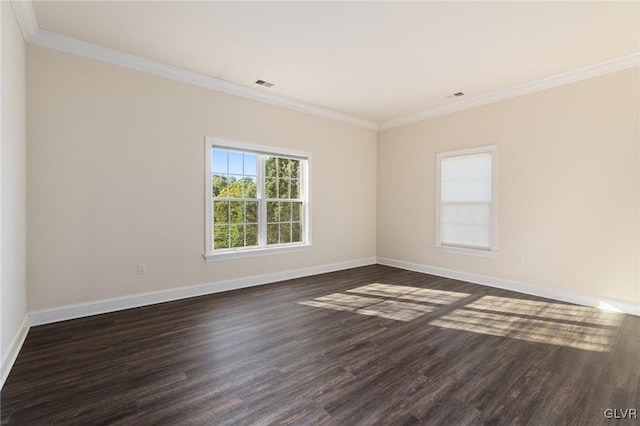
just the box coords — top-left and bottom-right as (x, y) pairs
(255, 79), (275, 88)
(446, 92), (465, 99)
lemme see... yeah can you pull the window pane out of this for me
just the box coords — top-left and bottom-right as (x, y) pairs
(267, 202), (279, 222)
(229, 152), (243, 175)
(441, 203), (491, 226)
(291, 202), (302, 222)
(212, 150), (228, 174)
(280, 202), (292, 222)
(212, 175), (228, 197)
(277, 158), (291, 178)
(227, 177), (244, 198)
(213, 201), (229, 224)
(246, 224), (258, 246)
(280, 223), (292, 243)
(442, 224), (490, 248)
(265, 178), (277, 198)
(441, 153), (492, 202)
(243, 177), (257, 198)
(265, 157), (277, 177)
(267, 223), (279, 245)
(442, 153), (491, 181)
(230, 224), (245, 248)
(290, 179), (299, 199)
(230, 201), (244, 223)
(442, 180), (491, 203)
(246, 202), (258, 223)
(292, 222), (302, 242)
(290, 159), (300, 179)
(244, 153), (257, 176)
(278, 179), (290, 199)
(214, 225), (229, 249)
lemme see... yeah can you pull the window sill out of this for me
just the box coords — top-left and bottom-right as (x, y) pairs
(204, 244), (312, 262)
(434, 245), (499, 259)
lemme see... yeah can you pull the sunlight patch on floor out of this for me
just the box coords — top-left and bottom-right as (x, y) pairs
(299, 283), (625, 352)
(299, 293), (435, 321)
(347, 283), (470, 305)
(465, 295), (623, 326)
(429, 308), (619, 352)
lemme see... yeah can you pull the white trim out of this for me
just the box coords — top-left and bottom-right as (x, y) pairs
(9, 1), (37, 42)
(258, 153), (267, 246)
(28, 257), (377, 326)
(26, 29), (378, 131)
(204, 243), (312, 262)
(379, 52), (640, 130)
(206, 137), (311, 160)
(204, 140), (213, 256)
(1, 315), (30, 389)
(376, 257), (640, 317)
(434, 245), (498, 259)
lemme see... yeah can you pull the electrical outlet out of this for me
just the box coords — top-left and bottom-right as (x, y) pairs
(516, 255), (525, 264)
(138, 263), (146, 274)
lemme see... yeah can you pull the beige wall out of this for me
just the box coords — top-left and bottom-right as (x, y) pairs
(1, 3), (28, 370)
(26, 46), (377, 311)
(378, 67), (640, 304)
(23, 42), (640, 313)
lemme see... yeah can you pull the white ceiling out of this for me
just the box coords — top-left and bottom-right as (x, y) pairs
(31, 1), (640, 125)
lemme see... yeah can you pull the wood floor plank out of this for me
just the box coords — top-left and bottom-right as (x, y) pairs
(2, 265), (638, 425)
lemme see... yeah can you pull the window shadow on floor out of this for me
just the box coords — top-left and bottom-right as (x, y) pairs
(299, 283), (623, 352)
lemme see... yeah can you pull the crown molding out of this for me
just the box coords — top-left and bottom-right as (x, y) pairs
(10, 0), (377, 130)
(26, 29), (378, 131)
(10, 0), (639, 132)
(379, 52), (640, 130)
(10, 0), (38, 41)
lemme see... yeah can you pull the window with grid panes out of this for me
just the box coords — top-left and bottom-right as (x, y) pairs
(265, 156), (304, 246)
(204, 139), (309, 260)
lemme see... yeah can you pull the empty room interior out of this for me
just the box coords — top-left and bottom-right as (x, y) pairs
(2, 1), (639, 424)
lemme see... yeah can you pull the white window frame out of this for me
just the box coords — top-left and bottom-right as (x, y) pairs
(204, 137), (311, 262)
(435, 144), (498, 259)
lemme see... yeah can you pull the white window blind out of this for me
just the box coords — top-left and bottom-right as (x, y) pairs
(436, 145), (497, 256)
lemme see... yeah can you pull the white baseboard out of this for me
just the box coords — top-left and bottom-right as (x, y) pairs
(1, 315), (30, 388)
(28, 257), (377, 326)
(377, 257), (640, 317)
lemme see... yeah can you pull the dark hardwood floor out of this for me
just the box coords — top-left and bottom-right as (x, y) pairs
(2, 265), (639, 425)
